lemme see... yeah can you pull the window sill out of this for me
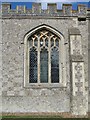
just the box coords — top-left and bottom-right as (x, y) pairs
(24, 83), (67, 89)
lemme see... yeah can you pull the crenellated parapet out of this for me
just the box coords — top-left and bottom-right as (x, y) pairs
(1, 2), (88, 17)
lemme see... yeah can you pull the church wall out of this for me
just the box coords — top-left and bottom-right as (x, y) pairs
(1, 3), (89, 115)
(2, 18), (75, 113)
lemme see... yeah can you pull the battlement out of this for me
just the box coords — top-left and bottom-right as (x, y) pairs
(1, 2), (88, 18)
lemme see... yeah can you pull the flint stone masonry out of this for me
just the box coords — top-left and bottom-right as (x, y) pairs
(88, 9), (90, 113)
(0, 16), (2, 114)
(1, 2), (89, 117)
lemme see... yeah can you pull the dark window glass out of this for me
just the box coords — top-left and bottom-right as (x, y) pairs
(45, 38), (48, 47)
(34, 38), (38, 47)
(51, 38), (54, 47)
(29, 47), (37, 83)
(55, 39), (59, 47)
(51, 47), (59, 83)
(40, 38), (43, 47)
(40, 48), (48, 83)
(78, 18), (86, 21)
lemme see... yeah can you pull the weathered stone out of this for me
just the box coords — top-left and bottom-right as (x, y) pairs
(1, 2), (89, 117)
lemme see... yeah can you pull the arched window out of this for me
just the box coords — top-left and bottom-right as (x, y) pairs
(24, 25), (66, 87)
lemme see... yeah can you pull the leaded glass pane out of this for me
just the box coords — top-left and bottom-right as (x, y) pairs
(55, 38), (59, 47)
(40, 38), (43, 47)
(51, 47), (59, 83)
(40, 48), (48, 83)
(34, 38), (38, 47)
(29, 47), (37, 83)
(45, 38), (48, 47)
(51, 38), (54, 47)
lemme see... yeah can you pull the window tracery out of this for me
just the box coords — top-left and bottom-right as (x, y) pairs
(28, 29), (60, 83)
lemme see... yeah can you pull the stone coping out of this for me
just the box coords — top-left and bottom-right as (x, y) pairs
(1, 3), (88, 17)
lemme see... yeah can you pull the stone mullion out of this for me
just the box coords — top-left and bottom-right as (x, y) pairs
(48, 36), (51, 84)
(38, 37), (40, 83)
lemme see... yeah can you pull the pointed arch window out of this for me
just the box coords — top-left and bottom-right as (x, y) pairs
(24, 25), (66, 87)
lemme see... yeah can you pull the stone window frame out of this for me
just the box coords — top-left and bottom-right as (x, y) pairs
(24, 24), (67, 88)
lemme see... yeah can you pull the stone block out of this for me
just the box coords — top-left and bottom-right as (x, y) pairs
(32, 3), (41, 14)
(63, 4), (72, 16)
(78, 4), (87, 15)
(16, 5), (26, 14)
(2, 3), (11, 13)
(47, 3), (57, 14)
